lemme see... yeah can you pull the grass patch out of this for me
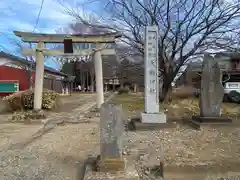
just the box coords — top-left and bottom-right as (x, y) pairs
(163, 98), (240, 120)
(111, 94), (240, 120)
(110, 94), (144, 112)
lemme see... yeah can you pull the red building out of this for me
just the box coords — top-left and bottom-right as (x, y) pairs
(0, 51), (68, 96)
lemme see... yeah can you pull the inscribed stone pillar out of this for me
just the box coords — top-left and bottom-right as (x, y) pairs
(144, 26), (159, 113)
(100, 103), (123, 159)
(99, 103), (125, 172)
(141, 25), (166, 124)
(200, 55), (224, 117)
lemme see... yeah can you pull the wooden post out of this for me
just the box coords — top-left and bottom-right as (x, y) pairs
(94, 45), (104, 109)
(86, 71), (89, 91)
(113, 80), (116, 91)
(70, 82), (72, 96)
(62, 82), (65, 95)
(83, 71), (86, 92)
(90, 72), (95, 92)
(80, 71), (83, 92)
(34, 42), (44, 110)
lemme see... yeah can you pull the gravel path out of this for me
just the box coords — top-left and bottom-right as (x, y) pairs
(0, 122), (99, 180)
(1, 92), (238, 180)
(0, 93), (114, 180)
(123, 124), (240, 180)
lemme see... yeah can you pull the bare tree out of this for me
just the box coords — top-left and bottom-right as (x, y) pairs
(115, 45), (144, 89)
(61, 0), (240, 101)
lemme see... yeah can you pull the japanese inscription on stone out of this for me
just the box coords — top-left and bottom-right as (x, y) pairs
(144, 26), (159, 113)
(200, 55), (224, 117)
(100, 103), (124, 159)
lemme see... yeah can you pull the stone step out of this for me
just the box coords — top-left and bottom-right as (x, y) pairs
(192, 116), (232, 123)
(127, 119), (176, 131)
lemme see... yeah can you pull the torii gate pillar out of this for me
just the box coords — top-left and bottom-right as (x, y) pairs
(94, 49), (104, 109)
(34, 42), (45, 110)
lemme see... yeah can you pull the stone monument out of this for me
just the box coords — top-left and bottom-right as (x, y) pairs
(140, 25), (166, 124)
(84, 103), (139, 180)
(99, 103), (125, 172)
(192, 54), (232, 123)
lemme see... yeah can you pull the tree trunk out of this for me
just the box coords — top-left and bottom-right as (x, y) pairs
(104, 84), (108, 92)
(80, 72), (83, 91)
(119, 77), (124, 89)
(82, 72), (86, 92)
(90, 71), (95, 92)
(70, 82), (72, 96)
(86, 71), (89, 90)
(161, 85), (173, 103)
(160, 72), (174, 103)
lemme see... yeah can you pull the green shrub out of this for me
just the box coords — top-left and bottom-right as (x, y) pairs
(3, 89), (60, 111)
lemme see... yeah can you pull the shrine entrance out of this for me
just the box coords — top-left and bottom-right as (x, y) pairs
(14, 31), (121, 109)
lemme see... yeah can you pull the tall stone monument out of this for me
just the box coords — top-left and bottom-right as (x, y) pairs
(200, 55), (224, 117)
(140, 26), (166, 123)
(192, 54), (232, 123)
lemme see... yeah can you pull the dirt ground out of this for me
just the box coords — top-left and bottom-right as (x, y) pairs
(0, 92), (239, 180)
(111, 94), (240, 180)
(0, 123), (100, 180)
(0, 93), (105, 180)
(123, 125), (240, 180)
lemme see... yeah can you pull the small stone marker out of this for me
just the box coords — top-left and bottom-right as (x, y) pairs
(84, 103), (139, 180)
(192, 54), (232, 124)
(99, 103), (125, 172)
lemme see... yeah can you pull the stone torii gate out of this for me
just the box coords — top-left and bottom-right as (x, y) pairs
(14, 31), (121, 110)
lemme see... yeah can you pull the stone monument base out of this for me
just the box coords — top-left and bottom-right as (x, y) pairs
(125, 112), (168, 131)
(83, 158), (139, 180)
(97, 158), (126, 172)
(186, 116), (232, 129)
(192, 115), (232, 123)
(128, 116), (175, 131)
(140, 112), (166, 123)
